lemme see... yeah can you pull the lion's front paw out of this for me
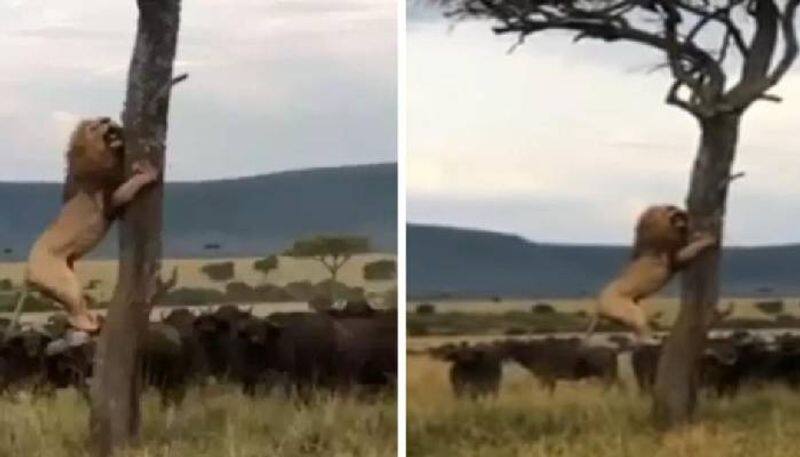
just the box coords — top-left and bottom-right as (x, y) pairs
(132, 160), (160, 183)
(691, 231), (717, 248)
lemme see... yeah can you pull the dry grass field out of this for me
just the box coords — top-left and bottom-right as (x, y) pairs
(0, 386), (396, 457)
(407, 353), (800, 457)
(0, 253), (396, 325)
(407, 297), (800, 338)
(0, 253), (396, 303)
(408, 297), (800, 321)
(0, 254), (398, 456)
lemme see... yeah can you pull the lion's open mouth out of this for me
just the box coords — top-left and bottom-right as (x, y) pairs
(103, 124), (125, 152)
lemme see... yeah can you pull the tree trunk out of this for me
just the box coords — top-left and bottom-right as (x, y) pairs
(652, 113), (741, 427)
(90, 1), (181, 455)
(331, 268), (339, 301)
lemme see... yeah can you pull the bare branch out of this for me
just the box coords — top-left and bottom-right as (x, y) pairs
(666, 79), (704, 118)
(148, 72), (189, 115)
(767, 0), (800, 86)
(445, 0), (731, 115)
(717, 171), (745, 191)
(152, 267), (178, 303)
(723, 0), (798, 109)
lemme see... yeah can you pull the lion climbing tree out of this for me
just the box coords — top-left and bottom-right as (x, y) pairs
(90, 0), (183, 455)
(435, 0), (799, 426)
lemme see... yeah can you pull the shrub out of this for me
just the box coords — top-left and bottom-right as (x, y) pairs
(253, 255), (279, 276)
(756, 300), (784, 315)
(775, 314), (798, 325)
(21, 294), (56, 312)
(308, 296), (333, 311)
(382, 287), (398, 309)
(417, 303), (436, 315)
(363, 259), (396, 281)
(285, 281), (316, 301)
(505, 326), (527, 336)
(531, 322), (557, 334)
(225, 281), (258, 301)
(165, 287), (226, 306)
(0, 279), (12, 291)
(531, 303), (555, 314)
(313, 279), (365, 301)
(253, 284), (292, 302)
(200, 261), (235, 282)
(407, 321), (429, 336)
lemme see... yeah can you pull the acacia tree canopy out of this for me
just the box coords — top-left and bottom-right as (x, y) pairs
(284, 236), (371, 277)
(284, 235), (371, 301)
(253, 254), (279, 276)
(438, 0), (798, 118)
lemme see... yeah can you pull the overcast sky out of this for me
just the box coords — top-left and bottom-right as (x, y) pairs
(0, 0), (396, 182)
(407, 4), (800, 246)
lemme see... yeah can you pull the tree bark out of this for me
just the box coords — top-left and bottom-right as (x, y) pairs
(652, 113), (741, 427)
(90, 1), (181, 455)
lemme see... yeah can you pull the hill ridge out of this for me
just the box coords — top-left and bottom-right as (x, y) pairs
(408, 223), (800, 298)
(0, 163), (397, 260)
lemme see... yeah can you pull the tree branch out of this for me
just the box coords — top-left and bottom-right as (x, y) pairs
(724, 0), (798, 109)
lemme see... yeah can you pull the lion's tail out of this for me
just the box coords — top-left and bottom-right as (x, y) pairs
(583, 301), (601, 341)
(5, 288), (28, 341)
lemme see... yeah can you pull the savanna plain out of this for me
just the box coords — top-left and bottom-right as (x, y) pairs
(408, 297), (800, 457)
(0, 387), (396, 457)
(0, 254), (397, 457)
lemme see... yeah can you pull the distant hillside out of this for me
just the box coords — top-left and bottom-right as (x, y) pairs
(0, 163), (397, 260)
(408, 224), (800, 298)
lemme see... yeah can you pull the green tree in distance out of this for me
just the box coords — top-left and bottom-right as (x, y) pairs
(253, 254), (279, 280)
(364, 259), (397, 281)
(284, 236), (370, 300)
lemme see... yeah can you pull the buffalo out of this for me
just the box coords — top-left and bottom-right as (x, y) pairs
(432, 342), (502, 399)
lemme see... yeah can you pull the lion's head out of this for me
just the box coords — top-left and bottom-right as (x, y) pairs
(66, 117), (125, 182)
(632, 204), (689, 257)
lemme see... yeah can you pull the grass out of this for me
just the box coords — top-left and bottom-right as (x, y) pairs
(407, 354), (800, 457)
(407, 298), (800, 337)
(407, 310), (594, 336)
(0, 386), (396, 457)
(408, 297), (800, 320)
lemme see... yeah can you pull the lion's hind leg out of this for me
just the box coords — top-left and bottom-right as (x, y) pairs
(25, 254), (98, 333)
(597, 287), (649, 341)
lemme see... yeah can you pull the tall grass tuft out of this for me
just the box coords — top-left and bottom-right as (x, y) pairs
(0, 386), (396, 457)
(408, 354), (800, 457)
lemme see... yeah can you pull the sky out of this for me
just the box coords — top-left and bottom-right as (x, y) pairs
(0, 0), (396, 182)
(407, 3), (800, 246)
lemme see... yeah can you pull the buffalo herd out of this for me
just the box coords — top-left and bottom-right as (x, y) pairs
(429, 331), (800, 399)
(0, 302), (397, 405)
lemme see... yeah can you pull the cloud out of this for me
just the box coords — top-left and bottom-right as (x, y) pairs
(0, 0), (396, 181)
(408, 21), (800, 245)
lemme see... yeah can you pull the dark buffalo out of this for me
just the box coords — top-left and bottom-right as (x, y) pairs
(502, 338), (618, 392)
(142, 322), (193, 407)
(433, 343), (502, 399)
(0, 329), (51, 393)
(43, 331), (95, 395)
(235, 317), (282, 395)
(162, 308), (209, 383)
(192, 305), (252, 381)
(631, 343), (661, 393)
(334, 311), (397, 388)
(244, 311), (398, 395)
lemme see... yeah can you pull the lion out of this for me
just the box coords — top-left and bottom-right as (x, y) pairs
(22, 117), (159, 332)
(588, 204), (717, 341)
